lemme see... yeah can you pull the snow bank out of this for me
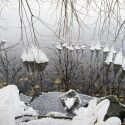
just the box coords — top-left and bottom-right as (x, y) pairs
(0, 85), (38, 125)
(21, 44), (49, 63)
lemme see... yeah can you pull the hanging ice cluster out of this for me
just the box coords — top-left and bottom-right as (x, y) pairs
(74, 44), (81, 50)
(105, 46), (117, 65)
(103, 43), (110, 53)
(114, 49), (123, 66)
(95, 42), (101, 51)
(90, 42), (95, 51)
(55, 42), (63, 50)
(81, 45), (87, 50)
(66, 44), (74, 51)
(21, 44), (49, 64)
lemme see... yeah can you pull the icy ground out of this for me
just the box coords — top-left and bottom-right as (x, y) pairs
(20, 92), (93, 116)
(0, 85), (122, 125)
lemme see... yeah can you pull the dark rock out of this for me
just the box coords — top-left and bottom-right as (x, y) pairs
(99, 95), (125, 122)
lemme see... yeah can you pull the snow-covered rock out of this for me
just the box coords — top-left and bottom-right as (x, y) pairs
(60, 90), (82, 111)
(114, 49), (123, 66)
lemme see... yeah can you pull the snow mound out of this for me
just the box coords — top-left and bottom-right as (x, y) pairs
(0, 85), (38, 125)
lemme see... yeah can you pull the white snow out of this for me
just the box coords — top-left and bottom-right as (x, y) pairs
(46, 112), (66, 117)
(0, 86), (121, 125)
(103, 43), (110, 53)
(114, 49), (123, 66)
(21, 44), (49, 63)
(65, 98), (77, 110)
(19, 98), (121, 125)
(0, 85), (38, 125)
